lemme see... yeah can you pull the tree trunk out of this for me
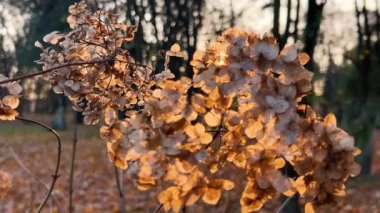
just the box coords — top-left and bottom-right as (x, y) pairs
(303, 0), (326, 71)
(293, 0), (300, 43)
(51, 96), (67, 130)
(272, 0), (280, 38)
(279, 0), (292, 49)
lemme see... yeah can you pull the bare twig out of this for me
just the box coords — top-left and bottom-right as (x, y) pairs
(114, 165), (126, 213)
(275, 195), (293, 213)
(15, 116), (62, 213)
(80, 40), (106, 48)
(29, 182), (34, 212)
(0, 60), (105, 85)
(0, 58), (153, 85)
(206, 129), (227, 133)
(153, 203), (163, 213)
(0, 142), (60, 207)
(69, 121), (78, 213)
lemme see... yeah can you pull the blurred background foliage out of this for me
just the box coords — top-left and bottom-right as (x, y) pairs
(1, 0), (380, 176)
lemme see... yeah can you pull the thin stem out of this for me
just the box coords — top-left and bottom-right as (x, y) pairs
(80, 40), (106, 48)
(205, 115), (225, 149)
(0, 141), (60, 208)
(114, 165), (126, 213)
(206, 129), (227, 133)
(29, 182), (34, 213)
(0, 58), (153, 85)
(15, 116), (62, 213)
(153, 203), (163, 213)
(275, 195), (293, 213)
(69, 121), (78, 213)
(0, 60), (105, 85)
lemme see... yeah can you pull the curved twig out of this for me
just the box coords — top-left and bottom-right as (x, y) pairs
(0, 141), (60, 208)
(15, 116), (62, 213)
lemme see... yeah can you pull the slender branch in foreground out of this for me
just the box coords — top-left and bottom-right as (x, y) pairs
(153, 203), (164, 213)
(15, 116), (62, 213)
(114, 165), (126, 213)
(206, 129), (227, 133)
(0, 141), (60, 207)
(0, 60), (105, 85)
(69, 121), (78, 213)
(0, 57), (154, 85)
(275, 195), (294, 213)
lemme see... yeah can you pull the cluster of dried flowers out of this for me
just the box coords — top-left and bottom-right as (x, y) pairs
(99, 27), (360, 212)
(0, 75), (22, 120)
(0, 1), (361, 212)
(34, 0), (151, 125)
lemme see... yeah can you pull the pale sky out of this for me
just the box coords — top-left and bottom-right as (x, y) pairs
(201, 0), (378, 95)
(1, 0), (378, 71)
(203, 0), (378, 70)
(0, 2), (28, 52)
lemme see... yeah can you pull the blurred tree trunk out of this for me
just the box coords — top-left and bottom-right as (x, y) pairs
(229, 0), (236, 27)
(355, 1), (364, 50)
(303, 0), (326, 71)
(126, 0), (145, 63)
(279, 0), (292, 49)
(322, 45), (339, 116)
(272, 0), (280, 38)
(362, 1), (372, 101)
(0, 16), (15, 77)
(375, 0), (380, 62)
(353, 0), (372, 102)
(361, 127), (376, 175)
(353, 0), (375, 176)
(293, 0), (300, 43)
(125, 0), (205, 78)
(271, 0), (293, 49)
(148, 0), (159, 43)
(51, 96), (67, 130)
(162, 0), (205, 77)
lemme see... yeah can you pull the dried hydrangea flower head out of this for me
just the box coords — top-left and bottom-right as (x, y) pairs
(36, 0), (152, 125)
(288, 109), (361, 209)
(99, 28), (359, 212)
(0, 74), (22, 120)
(33, 2), (360, 212)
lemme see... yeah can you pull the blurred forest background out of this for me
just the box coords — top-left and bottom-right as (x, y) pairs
(1, 0), (380, 212)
